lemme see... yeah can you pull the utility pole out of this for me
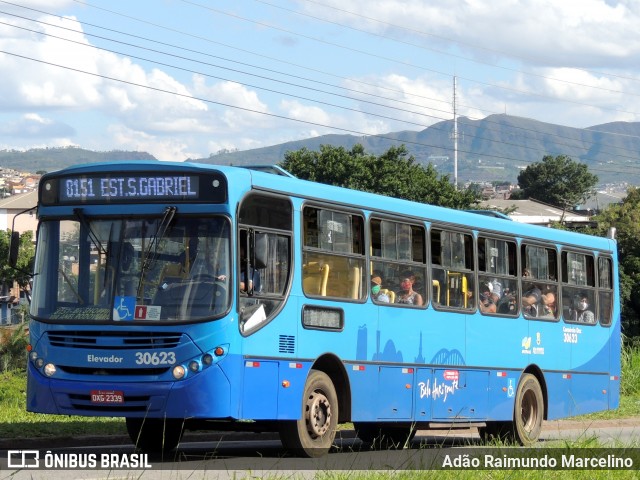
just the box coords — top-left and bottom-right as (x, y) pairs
(453, 76), (458, 190)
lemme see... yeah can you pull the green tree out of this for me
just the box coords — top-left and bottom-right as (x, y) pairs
(517, 155), (598, 221)
(0, 230), (35, 300)
(593, 187), (640, 338)
(279, 144), (478, 209)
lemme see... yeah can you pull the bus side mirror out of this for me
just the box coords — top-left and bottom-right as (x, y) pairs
(8, 231), (20, 268)
(252, 233), (268, 269)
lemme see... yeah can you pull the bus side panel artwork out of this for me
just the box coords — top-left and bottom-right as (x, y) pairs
(430, 369), (489, 420)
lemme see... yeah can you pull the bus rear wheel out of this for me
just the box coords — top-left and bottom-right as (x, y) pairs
(513, 373), (544, 446)
(279, 369), (338, 457)
(125, 417), (184, 453)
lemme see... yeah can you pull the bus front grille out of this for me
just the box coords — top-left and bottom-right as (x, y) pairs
(59, 366), (169, 376)
(46, 331), (183, 350)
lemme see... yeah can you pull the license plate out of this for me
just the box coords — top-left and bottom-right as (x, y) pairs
(90, 390), (124, 404)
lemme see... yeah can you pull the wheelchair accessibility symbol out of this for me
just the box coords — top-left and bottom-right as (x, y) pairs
(507, 378), (515, 398)
(113, 296), (135, 321)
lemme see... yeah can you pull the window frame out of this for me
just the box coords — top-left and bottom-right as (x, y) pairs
(369, 216), (427, 308)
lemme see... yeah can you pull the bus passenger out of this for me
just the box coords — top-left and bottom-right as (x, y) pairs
(539, 291), (556, 318)
(522, 286), (541, 316)
(571, 294), (595, 323)
(396, 273), (423, 306)
(479, 282), (498, 314)
(371, 275), (390, 303)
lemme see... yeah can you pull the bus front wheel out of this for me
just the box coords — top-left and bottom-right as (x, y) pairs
(513, 373), (544, 446)
(125, 417), (184, 453)
(279, 369), (338, 457)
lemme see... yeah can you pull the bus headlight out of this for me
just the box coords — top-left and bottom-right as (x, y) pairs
(188, 361), (200, 373)
(202, 354), (213, 366)
(29, 351), (38, 362)
(172, 365), (186, 380)
(35, 358), (45, 369)
(43, 363), (57, 377)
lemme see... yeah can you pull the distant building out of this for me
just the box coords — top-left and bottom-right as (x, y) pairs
(0, 190), (38, 235)
(479, 198), (592, 227)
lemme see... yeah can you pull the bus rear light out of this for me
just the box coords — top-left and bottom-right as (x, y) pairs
(172, 365), (186, 380)
(43, 363), (56, 377)
(214, 347), (225, 357)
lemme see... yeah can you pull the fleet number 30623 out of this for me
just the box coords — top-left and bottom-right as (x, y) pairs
(135, 351), (176, 365)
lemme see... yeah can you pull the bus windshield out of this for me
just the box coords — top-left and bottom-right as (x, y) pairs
(31, 215), (231, 322)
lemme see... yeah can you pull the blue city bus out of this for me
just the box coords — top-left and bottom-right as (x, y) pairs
(20, 161), (620, 457)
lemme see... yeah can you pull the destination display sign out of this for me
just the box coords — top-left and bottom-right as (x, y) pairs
(40, 171), (227, 205)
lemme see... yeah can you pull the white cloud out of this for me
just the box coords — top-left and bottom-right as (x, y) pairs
(107, 124), (198, 161)
(0, 113), (75, 138)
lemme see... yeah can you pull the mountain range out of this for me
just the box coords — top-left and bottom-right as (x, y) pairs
(1, 114), (637, 185)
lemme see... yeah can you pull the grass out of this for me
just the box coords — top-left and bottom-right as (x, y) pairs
(0, 370), (125, 438)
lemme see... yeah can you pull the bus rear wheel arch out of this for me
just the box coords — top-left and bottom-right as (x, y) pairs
(480, 372), (545, 445)
(278, 369), (338, 457)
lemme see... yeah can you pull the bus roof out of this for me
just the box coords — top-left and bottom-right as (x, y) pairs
(41, 161), (615, 253)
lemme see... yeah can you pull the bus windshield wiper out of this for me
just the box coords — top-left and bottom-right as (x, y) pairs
(73, 208), (107, 255)
(137, 206), (177, 298)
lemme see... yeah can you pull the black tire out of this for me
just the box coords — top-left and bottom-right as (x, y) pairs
(354, 422), (416, 449)
(125, 417), (184, 453)
(279, 369), (338, 457)
(513, 373), (544, 446)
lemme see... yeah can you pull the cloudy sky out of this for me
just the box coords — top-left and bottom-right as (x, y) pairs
(0, 0), (639, 161)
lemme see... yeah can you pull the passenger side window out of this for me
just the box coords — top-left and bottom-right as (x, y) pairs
(370, 218), (426, 307)
(302, 206), (365, 300)
(431, 228), (475, 311)
(561, 251), (596, 324)
(598, 257), (613, 326)
(522, 244), (558, 320)
(478, 237), (518, 316)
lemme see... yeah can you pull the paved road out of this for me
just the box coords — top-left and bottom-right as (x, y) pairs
(1, 419), (639, 479)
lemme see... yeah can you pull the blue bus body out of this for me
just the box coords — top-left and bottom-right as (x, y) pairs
(25, 161), (620, 456)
